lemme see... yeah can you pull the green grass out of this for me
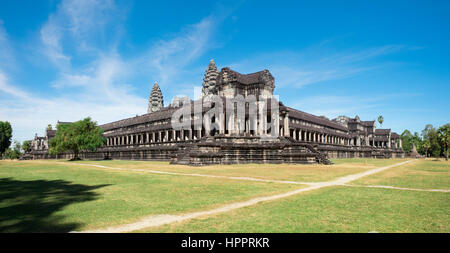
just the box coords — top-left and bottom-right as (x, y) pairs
(330, 158), (409, 166)
(1, 158), (447, 233)
(140, 186), (450, 233)
(351, 159), (450, 189)
(0, 160), (300, 232)
(65, 158), (407, 182)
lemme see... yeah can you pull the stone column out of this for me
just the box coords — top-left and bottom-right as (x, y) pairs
(220, 110), (225, 135)
(204, 113), (211, 136)
(283, 112), (290, 137)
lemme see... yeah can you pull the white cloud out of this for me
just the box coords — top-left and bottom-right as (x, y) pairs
(0, 69), (146, 143)
(286, 93), (422, 120)
(0, 71), (30, 100)
(0, 21), (16, 71)
(227, 44), (409, 88)
(39, 0), (119, 67)
(139, 15), (218, 85)
(1, 1), (228, 144)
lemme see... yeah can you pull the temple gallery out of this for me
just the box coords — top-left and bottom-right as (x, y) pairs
(26, 59), (404, 165)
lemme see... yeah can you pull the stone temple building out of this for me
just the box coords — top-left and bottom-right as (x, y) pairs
(26, 59), (404, 164)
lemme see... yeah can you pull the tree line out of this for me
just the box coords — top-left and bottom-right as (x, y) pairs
(401, 123), (450, 160)
(0, 118), (105, 160)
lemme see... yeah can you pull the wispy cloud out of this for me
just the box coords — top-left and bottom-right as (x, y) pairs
(0, 21), (16, 71)
(138, 15), (219, 86)
(0, 72), (30, 100)
(1, 0), (230, 143)
(228, 43), (412, 88)
(287, 93), (422, 119)
(39, 0), (120, 67)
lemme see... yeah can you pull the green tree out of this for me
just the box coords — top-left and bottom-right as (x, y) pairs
(401, 130), (414, 153)
(4, 140), (22, 159)
(422, 139), (431, 157)
(421, 124), (440, 157)
(437, 124), (450, 160)
(22, 140), (31, 153)
(412, 132), (424, 155)
(0, 121), (13, 157)
(50, 117), (105, 160)
(377, 115), (384, 128)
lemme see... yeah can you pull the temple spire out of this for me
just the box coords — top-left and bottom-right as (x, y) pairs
(148, 82), (164, 113)
(201, 59), (219, 97)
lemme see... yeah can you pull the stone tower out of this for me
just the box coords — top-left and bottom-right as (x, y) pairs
(201, 59), (219, 97)
(148, 82), (164, 113)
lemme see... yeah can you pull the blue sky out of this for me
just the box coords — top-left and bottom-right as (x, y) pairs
(0, 0), (449, 143)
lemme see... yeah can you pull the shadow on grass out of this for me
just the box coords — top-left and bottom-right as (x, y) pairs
(0, 177), (110, 233)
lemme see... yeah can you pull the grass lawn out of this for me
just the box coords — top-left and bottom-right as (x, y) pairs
(64, 158), (408, 182)
(1, 158), (447, 233)
(351, 159), (450, 190)
(0, 160), (300, 232)
(140, 186), (449, 233)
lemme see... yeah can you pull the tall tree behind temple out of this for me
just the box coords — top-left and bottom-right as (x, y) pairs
(437, 124), (450, 160)
(421, 124), (441, 157)
(22, 140), (31, 153)
(377, 115), (384, 128)
(400, 130), (412, 153)
(4, 140), (22, 159)
(0, 121), (13, 156)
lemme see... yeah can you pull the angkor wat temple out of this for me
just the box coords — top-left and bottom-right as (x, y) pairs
(26, 59), (405, 165)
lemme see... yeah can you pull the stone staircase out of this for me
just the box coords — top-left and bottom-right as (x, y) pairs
(302, 142), (333, 165)
(171, 136), (333, 166)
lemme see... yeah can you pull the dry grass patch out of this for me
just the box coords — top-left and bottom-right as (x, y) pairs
(351, 159), (450, 190)
(63, 158), (407, 182)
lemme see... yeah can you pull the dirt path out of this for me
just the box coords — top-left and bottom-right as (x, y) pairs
(73, 159), (415, 233)
(342, 184), (450, 193)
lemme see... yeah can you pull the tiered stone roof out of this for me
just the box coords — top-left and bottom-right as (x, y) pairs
(201, 59), (219, 97)
(148, 82), (164, 113)
(375, 129), (391, 135)
(217, 68), (275, 88)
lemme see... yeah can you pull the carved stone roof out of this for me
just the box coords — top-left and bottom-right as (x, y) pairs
(375, 129), (391, 135)
(284, 106), (348, 131)
(46, 130), (56, 139)
(217, 68), (275, 87)
(362, 120), (375, 126)
(100, 100), (211, 131)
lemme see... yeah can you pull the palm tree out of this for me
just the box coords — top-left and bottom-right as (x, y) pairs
(377, 115), (384, 128)
(422, 139), (431, 158)
(437, 124), (450, 161)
